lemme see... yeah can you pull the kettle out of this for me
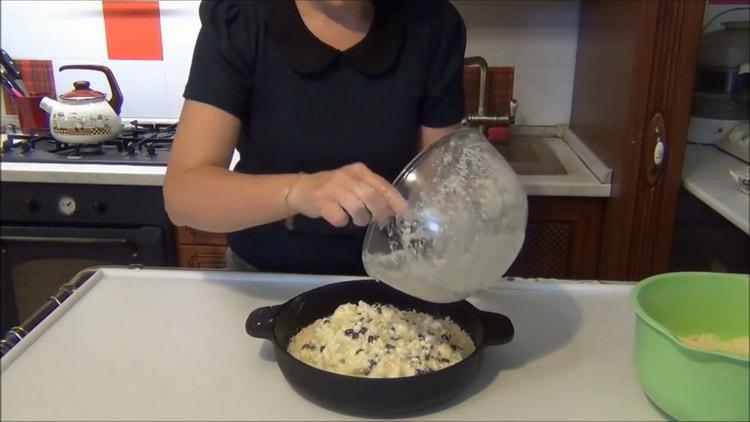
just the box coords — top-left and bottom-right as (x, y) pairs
(40, 65), (123, 144)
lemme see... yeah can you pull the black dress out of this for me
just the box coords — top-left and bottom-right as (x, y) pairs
(183, 0), (466, 275)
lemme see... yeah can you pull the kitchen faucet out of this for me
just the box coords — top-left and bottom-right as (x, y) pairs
(462, 56), (518, 134)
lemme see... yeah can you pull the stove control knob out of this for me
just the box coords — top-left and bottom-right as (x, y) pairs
(27, 198), (40, 213)
(126, 146), (137, 157)
(57, 196), (77, 216)
(93, 201), (107, 214)
(146, 145), (157, 157)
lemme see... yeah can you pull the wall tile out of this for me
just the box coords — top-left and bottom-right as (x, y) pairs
(164, 61), (192, 118)
(159, 1), (201, 61)
(45, 1), (108, 60)
(455, 0), (580, 124)
(0, 1), (52, 59)
(513, 65), (576, 126)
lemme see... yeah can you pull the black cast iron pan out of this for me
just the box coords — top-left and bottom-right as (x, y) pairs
(246, 279), (514, 417)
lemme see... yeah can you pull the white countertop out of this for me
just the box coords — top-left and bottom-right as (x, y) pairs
(520, 137), (611, 197)
(1, 137), (611, 197)
(1, 267), (662, 421)
(683, 144), (749, 234)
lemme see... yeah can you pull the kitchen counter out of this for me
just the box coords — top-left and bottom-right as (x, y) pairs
(683, 144), (749, 234)
(1, 267), (663, 421)
(1, 126), (611, 197)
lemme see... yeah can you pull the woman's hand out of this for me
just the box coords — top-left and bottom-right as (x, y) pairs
(287, 162), (406, 228)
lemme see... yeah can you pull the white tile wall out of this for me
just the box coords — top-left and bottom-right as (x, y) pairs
(159, 1), (201, 61)
(454, 0), (581, 125)
(164, 60), (191, 118)
(2, 0), (581, 124)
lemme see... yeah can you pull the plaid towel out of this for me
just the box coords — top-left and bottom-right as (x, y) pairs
(2, 59), (56, 115)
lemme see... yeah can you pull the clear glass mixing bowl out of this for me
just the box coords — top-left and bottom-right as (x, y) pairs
(362, 128), (528, 302)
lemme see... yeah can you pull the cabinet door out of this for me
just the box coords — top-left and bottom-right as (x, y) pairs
(507, 197), (604, 279)
(175, 226), (227, 246)
(176, 245), (227, 269)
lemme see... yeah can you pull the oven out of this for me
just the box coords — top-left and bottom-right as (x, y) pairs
(0, 122), (176, 336)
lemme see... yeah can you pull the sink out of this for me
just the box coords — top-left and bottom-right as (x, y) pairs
(492, 135), (567, 175)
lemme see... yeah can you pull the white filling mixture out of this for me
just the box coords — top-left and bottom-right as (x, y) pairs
(287, 301), (475, 378)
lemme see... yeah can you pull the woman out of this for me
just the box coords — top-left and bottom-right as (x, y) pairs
(164, 0), (466, 275)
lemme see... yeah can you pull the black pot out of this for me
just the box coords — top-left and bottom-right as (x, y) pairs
(245, 279), (514, 417)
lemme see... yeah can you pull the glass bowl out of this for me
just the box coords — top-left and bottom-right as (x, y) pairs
(362, 128), (528, 302)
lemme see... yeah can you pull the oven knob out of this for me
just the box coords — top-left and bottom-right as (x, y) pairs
(146, 145), (157, 157)
(57, 196), (77, 216)
(93, 201), (107, 214)
(126, 146), (137, 157)
(27, 198), (40, 213)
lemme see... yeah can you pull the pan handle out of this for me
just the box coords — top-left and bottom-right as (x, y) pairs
(246, 305), (282, 340)
(478, 310), (514, 346)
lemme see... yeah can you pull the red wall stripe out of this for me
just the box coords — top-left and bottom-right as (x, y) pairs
(102, 0), (163, 60)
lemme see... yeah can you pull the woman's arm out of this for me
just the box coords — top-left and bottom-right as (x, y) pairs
(163, 100), (300, 232)
(164, 100), (404, 233)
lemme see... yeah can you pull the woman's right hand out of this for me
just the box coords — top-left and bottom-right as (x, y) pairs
(286, 162), (407, 228)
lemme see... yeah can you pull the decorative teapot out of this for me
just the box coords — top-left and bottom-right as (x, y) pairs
(40, 65), (123, 144)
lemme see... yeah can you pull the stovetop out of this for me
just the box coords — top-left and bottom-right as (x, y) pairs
(0, 121), (175, 165)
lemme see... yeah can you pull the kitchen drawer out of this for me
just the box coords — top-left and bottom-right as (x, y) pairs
(176, 245), (227, 269)
(175, 226), (227, 246)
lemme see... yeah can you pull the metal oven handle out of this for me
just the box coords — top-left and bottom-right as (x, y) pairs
(0, 236), (138, 259)
(1, 236), (131, 245)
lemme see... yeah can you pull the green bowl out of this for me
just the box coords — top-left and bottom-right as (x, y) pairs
(630, 272), (749, 421)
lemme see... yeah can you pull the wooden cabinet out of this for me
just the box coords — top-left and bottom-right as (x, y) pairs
(570, 0), (704, 280)
(508, 197), (605, 279)
(174, 226), (227, 269)
(173, 197), (604, 279)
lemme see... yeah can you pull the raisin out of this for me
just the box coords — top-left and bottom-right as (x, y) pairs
(302, 343), (315, 350)
(450, 344), (462, 351)
(441, 334), (451, 341)
(418, 334), (425, 340)
(340, 358), (346, 364)
(360, 327), (368, 334)
(319, 345), (326, 353)
(385, 343), (395, 349)
(439, 358), (450, 363)
(415, 368), (433, 375)
(367, 335), (378, 343)
(355, 348), (364, 355)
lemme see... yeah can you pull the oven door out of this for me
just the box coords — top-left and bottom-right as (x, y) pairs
(1, 225), (166, 334)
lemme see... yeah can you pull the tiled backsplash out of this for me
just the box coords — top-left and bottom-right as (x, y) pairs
(1, 0), (580, 125)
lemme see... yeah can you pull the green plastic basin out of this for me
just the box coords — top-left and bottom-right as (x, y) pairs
(630, 272), (749, 421)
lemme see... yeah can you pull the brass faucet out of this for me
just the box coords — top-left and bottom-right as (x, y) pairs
(462, 56), (518, 133)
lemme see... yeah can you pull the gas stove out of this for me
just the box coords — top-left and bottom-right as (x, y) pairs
(0, 121), (175, 165)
